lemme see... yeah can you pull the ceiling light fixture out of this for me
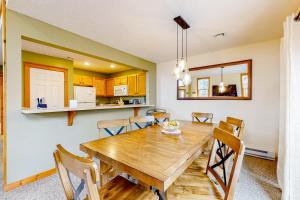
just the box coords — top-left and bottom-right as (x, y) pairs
(110, 64), (116, 68)
(173, 16), (191, 85)
(84, 62), (90, 66)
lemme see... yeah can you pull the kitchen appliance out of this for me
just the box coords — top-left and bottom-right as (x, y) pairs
(74, 86), (96, 108)
(114, 85), (128, 96)
(129, 98), (141, 105)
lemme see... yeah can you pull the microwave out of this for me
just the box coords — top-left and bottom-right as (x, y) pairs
(114, 85), (128, 96)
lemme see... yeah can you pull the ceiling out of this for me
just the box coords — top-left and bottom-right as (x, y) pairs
(8, 0), (300, 63)
(22, 40), (134, 74)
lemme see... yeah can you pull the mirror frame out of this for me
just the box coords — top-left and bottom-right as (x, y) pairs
(177, 59), (252, 100)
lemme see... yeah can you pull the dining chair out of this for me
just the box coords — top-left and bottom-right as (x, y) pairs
(192, 112), (213, 123)
(226, 116), (245, 138)
(151, 112), (170, 124)
(129, 116), (155, 130)
(167, 128), (245, 200)
(219, 120), (234, 134)
(97, 119), (129, 137)
(53, 144), (158, 200)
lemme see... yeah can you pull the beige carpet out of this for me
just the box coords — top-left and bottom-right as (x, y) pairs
(0, 137), (281, 199)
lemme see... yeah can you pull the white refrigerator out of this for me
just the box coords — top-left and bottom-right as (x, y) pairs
(74, 86), (96, 108)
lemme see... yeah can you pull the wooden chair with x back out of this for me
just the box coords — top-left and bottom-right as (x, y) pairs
(129, 115), (155, 130)
(151, 112), (170, 124)
(167, 128), (245, 200)
(53, 144), (157, 200)
(192, 112), (213, 123)
(97, 119), (129, 138)
(226, 116), (245, 138)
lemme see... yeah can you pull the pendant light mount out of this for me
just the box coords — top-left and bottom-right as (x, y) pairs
(174, 16), (190, 29)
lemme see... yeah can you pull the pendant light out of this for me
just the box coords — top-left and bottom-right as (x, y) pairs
(173, 16), (191, 85)
(219, 67), (225, 93)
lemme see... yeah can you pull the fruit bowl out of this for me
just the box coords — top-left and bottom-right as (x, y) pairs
(162, 120), (180, 132)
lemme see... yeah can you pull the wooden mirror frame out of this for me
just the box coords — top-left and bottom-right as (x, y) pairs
(177, 59), (252, 100)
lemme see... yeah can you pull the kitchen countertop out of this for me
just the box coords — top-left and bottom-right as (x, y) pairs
(21, 104), (155, 114)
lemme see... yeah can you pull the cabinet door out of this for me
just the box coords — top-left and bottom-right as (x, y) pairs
(106, 78), (115, 96)
(82, 75), (94, 86)
(120, 76), (128, 85)
(128, 75), (137, 96)
(73, 74), (82, 85)
(94, 78), (106, 96)
(137, 73), (146, 96)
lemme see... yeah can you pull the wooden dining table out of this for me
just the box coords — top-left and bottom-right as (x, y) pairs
(80, 121), (214, 198)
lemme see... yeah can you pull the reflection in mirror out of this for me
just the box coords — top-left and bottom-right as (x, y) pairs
(177, 60), (252, 100)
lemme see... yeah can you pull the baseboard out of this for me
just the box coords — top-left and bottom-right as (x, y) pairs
(3, 168), (56, 192)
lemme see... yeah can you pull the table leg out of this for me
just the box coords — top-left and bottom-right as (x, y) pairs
(99, 161), (110, 187)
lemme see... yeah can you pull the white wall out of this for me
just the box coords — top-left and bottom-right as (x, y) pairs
(157, 39), (280, 154)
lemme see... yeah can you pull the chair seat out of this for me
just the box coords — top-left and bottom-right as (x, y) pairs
(99, 176), (158, 200)
(167, 155), (223, 200)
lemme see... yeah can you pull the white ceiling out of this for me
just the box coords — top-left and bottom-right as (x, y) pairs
(22, 40), (134, 74)
(8, 0), (300, 63)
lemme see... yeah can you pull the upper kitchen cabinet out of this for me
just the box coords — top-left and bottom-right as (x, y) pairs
(106, 78), (115, 97)
(73, 74), (94, 86)
(93, 77), (106, 96)
(128, 72), (146, 96)
(137, 73), (146, 96)
(114, 76), (128, 86)
(128, 74), (137, 96)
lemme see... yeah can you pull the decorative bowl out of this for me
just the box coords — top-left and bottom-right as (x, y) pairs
(162, 120), (180, 132)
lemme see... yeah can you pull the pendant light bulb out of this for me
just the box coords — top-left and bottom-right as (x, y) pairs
(174, 64), (181, 80)
(219, 82), (225, 93)
(179, 58), (186, 72)
(183, 71), (192, 85)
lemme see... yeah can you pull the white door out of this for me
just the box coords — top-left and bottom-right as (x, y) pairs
(30, 68), (65, 109)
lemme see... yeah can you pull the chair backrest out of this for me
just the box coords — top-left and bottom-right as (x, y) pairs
(192, 112), (213, 123)
(151, 112), (170, 124)
(129, 116), (155, 129)
(53, 144), (100, 200)
(226, 117), (245, 138)
(219, 121), (234, 134)
(206, 128), (245, 200)
(97, 119), (129, 137)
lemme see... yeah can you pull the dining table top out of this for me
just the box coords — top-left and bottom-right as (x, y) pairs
(80, 120), (215, 192)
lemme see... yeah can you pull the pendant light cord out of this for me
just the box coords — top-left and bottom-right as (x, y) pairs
(181, 28), (184, 59)
(221, 67), (224, 82)
(186, 29), (188, 64)
(176, 24), (178, 65)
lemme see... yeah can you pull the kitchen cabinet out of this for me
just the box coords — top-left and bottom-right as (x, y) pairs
(128, 75), (137, 96)
(137, 73), (146, 96)
(128, 72), (146, 96)
(73, 74), (94, 86)
(93, 78), (106, 96)
(114, 76), (128, 86)
(106, 78), (115, 96)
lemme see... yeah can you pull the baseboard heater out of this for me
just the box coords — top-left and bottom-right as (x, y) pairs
(245, 147), (275, 160)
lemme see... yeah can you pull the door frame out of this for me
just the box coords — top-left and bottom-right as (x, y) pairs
(23, 62), (69, 108)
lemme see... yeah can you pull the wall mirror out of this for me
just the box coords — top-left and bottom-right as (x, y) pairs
(177, 60), (252, 100)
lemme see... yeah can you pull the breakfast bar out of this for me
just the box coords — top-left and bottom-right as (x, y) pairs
(21, 104), (155, 126)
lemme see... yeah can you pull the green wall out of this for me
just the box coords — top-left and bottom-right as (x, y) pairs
(6, 9), (156, 185)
